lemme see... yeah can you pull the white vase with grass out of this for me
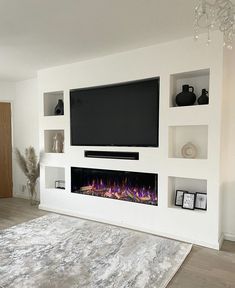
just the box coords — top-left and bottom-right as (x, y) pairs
(15, 147), (40, 205)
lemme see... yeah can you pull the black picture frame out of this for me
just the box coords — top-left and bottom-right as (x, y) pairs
(175, 190), (187, 207)
(195, 192), (207, 210)
(182, 192), (196, 210)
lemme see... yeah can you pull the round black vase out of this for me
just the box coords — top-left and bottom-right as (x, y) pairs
(54, 99), (64, 115)
(197, 89), (209, 105)
(175, 85), (196, 106)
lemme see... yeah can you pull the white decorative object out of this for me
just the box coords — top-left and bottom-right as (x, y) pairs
(194, 0), (235, 49)
(52, 133), (63, 153)
(181, 142), (197, 159)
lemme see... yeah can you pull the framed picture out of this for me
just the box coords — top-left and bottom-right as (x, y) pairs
(175, 190), (187, 207)
(55, 180), (65, 189)
(182, 192), (196, 210)
(195, 192), (207, 210)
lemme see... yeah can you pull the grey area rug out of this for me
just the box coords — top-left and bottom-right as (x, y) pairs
(0, 214), (192, 288)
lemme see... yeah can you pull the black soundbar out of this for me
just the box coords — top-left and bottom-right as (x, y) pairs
(84, 150), (139, 160)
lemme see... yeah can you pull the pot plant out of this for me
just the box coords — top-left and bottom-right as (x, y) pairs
(15, 146), (40, 205)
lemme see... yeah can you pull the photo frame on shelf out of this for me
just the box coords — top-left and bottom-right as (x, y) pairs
(195, 192), (207, 210)
(182, 192), (196, 210)
(175, 190), (187, 207)
(55, 180), (65, 190)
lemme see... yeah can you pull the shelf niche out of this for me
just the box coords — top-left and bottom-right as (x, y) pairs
(44, 91), (64, 116)
(45, 166), (65, 189)
(44, 130), (64, 153)
(168, 176), (207, 209)
(169, 125), (208, 159)
(170, 69), (210, 107)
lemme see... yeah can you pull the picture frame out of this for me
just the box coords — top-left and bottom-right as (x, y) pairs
(175, 190), (187, 207)
(55, 180), (65, 190)
(195, 192), (207, 210)
(182, 192), (196, 210)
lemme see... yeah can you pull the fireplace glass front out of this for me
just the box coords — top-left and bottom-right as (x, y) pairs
(71, 167), (158, 206)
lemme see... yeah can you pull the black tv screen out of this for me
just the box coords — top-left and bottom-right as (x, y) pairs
(70, 78), (159, 147)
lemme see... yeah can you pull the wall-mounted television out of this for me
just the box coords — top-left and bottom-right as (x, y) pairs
(70, 78), (159, 147)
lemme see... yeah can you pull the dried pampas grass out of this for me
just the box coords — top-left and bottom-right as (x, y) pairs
(15, 147), (40, 204)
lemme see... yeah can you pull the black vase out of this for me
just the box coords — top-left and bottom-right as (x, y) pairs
(197, 89), (209, 105)
(175, 85), (196, 106)
(54, 99), (64, 115)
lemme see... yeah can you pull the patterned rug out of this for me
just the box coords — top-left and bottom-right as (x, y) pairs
(0, 214), (192, 288)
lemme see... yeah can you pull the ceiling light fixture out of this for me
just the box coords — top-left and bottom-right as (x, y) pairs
(194, 0), (235, 49)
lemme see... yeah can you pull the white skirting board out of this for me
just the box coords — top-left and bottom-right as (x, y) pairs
(223, 233), (235, 242)
(13, 193), (30, 200)
(39, 204), (222, 250)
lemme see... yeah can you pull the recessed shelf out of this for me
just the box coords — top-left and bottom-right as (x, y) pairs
(45, 166), (65, 189)
(44, 91), (64, 116)
(168, 176), (207, 209)
(169, 205), (207, 214)
(44, 130), (64, 153)
(170, 69), (210, 107)
(169, 125), (208, 159)
(41, 115), (65, 130)
(167, 105), (209, 127)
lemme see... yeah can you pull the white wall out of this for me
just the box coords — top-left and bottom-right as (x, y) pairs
(13, 78), (39, 199)
(0, 79), (39, 200)
(221, 47), (235, 241)
(0, 81), (15, 101)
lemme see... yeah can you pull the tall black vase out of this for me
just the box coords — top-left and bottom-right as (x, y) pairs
(54, 99), (64, 115)
(175, 85), (196, 106)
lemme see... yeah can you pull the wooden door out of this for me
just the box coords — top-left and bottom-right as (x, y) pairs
(0, 103), (12, 198)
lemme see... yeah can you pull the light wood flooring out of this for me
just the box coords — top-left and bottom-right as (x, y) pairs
(0, 197), (235, 288)
(0, 197), (47, 229)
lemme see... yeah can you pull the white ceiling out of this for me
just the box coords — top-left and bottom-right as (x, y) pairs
(0, 0), (204, 81)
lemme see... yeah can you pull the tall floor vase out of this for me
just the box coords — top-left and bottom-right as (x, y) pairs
(27, 180), (38, 205)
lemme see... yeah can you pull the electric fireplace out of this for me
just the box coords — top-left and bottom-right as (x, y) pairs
(71, 167), (158, 206)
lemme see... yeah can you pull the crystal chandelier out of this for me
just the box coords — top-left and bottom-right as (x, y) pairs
(194, 0), (235, 49)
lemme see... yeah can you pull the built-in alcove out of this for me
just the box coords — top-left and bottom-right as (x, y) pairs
(168, 176), (207, 210)
(45, 166), (65, 189)
(44, 130), (64, 153)
(170, 69), (210, 107)
(44, 91), (64, 116)
(71, 167), (158, 206)
(168, 125), (208, 159)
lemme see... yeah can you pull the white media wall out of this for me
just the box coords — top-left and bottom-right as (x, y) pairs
(38, 33), (225, 249)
